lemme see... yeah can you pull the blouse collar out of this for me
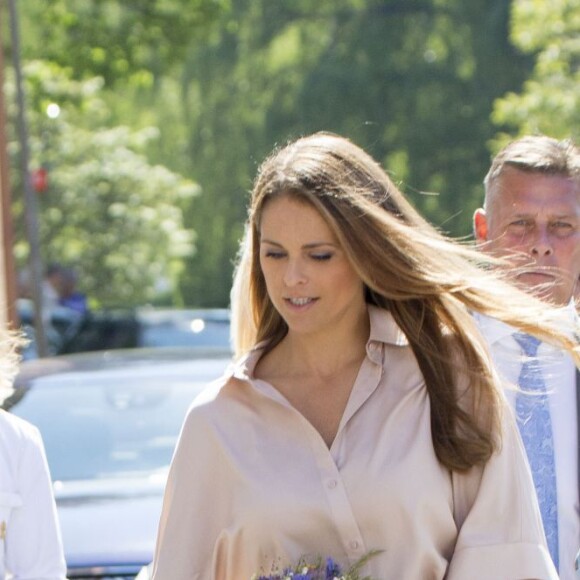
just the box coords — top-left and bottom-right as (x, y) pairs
(230, 305), (408, 382)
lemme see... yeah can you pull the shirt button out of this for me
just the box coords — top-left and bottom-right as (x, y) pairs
(327, 479), (337, 489)
(349, 540), (359, 550)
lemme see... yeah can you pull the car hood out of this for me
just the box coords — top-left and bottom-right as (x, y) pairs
(55, 475), (166, 567)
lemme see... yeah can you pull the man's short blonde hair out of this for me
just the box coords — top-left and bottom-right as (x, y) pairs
(483, 135), (580, 206)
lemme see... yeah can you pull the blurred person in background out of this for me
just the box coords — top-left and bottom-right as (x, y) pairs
(473, 134), (580, 579)
(45, 263), (88, 315)
(0, 326), (66, 578)
(151, 132), (580, 579)
(17, 263), (88, 357)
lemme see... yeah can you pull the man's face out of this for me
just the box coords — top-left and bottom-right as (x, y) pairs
(474, 167), (580, 306)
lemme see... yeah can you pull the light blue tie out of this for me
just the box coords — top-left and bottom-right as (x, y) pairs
(514, 333), (559, 571)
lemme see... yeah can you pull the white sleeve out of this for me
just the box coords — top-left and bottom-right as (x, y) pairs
(5, 424), (67, 579)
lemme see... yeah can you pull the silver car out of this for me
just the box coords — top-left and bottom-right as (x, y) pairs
(3, 347), (232, 579)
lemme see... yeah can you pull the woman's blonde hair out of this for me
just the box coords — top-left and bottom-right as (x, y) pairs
(231, 132), (580, 472)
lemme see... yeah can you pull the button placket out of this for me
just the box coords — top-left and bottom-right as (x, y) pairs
(318, 459), (366, 564)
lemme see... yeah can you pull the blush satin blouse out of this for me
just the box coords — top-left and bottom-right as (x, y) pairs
(152, 306), (556, 580)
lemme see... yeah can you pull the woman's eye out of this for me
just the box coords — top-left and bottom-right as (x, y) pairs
(264, 250), (285, 259)
(311, 253), (332, 261)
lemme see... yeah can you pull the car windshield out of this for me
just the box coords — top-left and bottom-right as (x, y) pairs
(10, 371), (211, 482)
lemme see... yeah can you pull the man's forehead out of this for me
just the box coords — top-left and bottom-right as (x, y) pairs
(487, 169), (580, 210)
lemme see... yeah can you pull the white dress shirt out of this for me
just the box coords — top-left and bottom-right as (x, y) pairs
(153, 306), (556, 580)
(0, 410), (66, 579)
(476, 309), (580, 580)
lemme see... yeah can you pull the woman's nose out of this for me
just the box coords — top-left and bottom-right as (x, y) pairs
(283, 259), (307, 286)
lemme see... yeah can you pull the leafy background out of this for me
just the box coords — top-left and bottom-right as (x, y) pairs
(5, 0), (579, 308)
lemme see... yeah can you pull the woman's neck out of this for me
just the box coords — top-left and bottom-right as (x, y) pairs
(264, 307), (370, 380)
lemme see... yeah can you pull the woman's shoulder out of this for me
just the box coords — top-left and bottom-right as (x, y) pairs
(0, 410), (45, 460)
(177, 371), (260, 456)
(0, 409), (41, 441)
(185, 359), (256, 418)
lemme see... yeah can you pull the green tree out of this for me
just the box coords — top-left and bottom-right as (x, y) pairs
(13, 0), (536, 307)
(7, 61), (199, 307)
(175, 0), (533, 305)
(491, 0), (580, 146)
(19, 0), (228, 85)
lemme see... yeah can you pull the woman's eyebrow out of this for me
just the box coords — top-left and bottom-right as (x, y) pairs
(260, 239), (338, 249)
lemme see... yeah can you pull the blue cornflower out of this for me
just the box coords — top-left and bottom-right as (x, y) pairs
(325, 557), (342, 578)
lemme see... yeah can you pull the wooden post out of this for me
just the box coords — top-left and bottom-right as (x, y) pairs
(0, 0), (18, 331)
(5, 0), (48, 355)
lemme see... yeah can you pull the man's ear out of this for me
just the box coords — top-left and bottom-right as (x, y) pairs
(473, 208), (488, 244)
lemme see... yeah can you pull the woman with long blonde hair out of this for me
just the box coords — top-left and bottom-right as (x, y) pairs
(153, 132), (577, 579)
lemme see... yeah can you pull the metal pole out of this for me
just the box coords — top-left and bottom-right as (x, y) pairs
(5, 0), (48, 356)
(0, 5), (18, 331)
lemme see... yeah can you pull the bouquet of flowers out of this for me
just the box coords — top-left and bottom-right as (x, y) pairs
(251, 549), (381, 580)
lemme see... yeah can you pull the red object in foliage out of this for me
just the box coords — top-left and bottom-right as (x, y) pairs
(31, 167), (49, 193)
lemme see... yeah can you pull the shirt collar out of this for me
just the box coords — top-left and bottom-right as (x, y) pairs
(473, 312), (514, 347)
(474, 300), (579, 350)
(367, 304), (409, 346)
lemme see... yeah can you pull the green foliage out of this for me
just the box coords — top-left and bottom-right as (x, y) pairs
(490, 0), (580, 148)
(171, 0), (532, 305)
(11, 0), (545, 308)
(19, 0), (229, 85)
(8, 61), (199, 307)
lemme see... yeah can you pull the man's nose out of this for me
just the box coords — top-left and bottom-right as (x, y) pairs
(530, 228), (553, 257)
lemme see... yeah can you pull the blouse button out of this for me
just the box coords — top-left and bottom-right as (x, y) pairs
(327, 479), (337, 489)
(349, 540), (359, 550)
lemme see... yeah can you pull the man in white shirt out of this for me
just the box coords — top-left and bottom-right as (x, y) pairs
(473, 134), (580, 580)
(0, 329), (66, 578)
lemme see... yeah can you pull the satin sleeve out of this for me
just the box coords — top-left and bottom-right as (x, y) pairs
(447, 402), (558, 580)
(151, 385), (234, 580)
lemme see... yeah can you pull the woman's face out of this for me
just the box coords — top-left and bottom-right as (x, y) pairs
(259, 195), (366, 338)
